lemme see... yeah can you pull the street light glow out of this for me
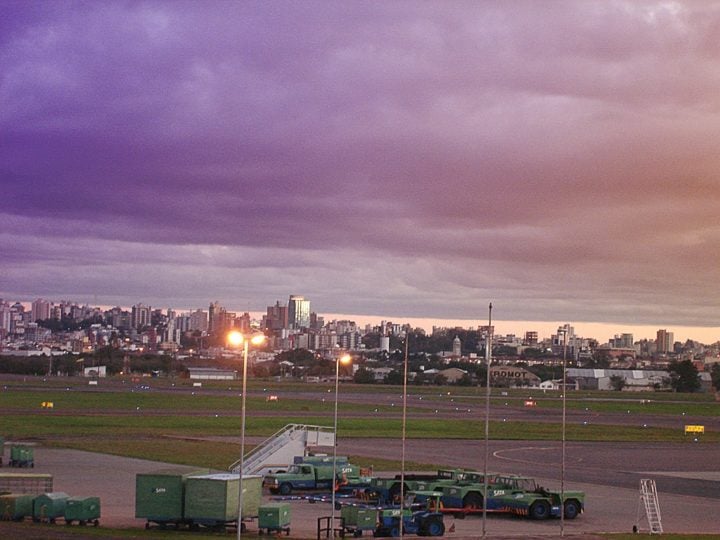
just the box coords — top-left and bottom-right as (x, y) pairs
(339, 354), (351, 365)
(227, 331), (243, 347)
(250, 334), (266, 346)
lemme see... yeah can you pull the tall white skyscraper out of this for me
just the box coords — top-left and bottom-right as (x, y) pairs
(288, 295), (310, 329)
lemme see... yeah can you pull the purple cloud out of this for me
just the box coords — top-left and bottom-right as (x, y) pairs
(2, 1), (720, 332)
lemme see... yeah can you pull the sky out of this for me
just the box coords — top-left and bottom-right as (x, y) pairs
(2, 1), (720, 343)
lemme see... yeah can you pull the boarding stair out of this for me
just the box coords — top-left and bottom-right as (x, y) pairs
(229, 424), (335, 475)
(635, 478), (663, 534)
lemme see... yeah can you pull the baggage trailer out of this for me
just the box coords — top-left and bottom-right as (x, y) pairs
(258, 502), (291, 535)
(8, 446), (34, 468)
(64, 496), (101, 526)
(0, 493), (34, 521)
(183, 473), (262, 532)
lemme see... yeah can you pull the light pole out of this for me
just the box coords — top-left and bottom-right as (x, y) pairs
(559, 324), (568, 537)
(331, 354), (351, 537)
(482, 302), (492, 538)
(228, 330), (266, 540)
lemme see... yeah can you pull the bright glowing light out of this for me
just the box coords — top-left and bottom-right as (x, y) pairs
(227, 331), (243, 347)
(250, 334), (266, 346)
(339, 354), (352, 365)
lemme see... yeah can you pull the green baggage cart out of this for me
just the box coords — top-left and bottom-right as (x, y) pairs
(0, 493), (34, 521)
(258, 502), (291, 535)
(65, 496), (101, 526)
(33, 492), (69, 523)
(341, 505), (377, 537)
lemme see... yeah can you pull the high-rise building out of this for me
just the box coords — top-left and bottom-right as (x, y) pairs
(264, 301), (288, 331)
(189, 309), (208, 332)
(208, 301), (220, 333)
(31, 298), (51, 322)
(656, 329), (674, 354)
(288, 295), (310, 330)
(131, 303), (151, 330)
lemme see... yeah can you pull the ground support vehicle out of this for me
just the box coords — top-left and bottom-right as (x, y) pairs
(135, 469), (207, 529)
(8, 446), (34, 468)
(340, 504), (377, 537)
(263, 459), (369, 496)
(440, 475), (584, 520)
(64, 496), (101, 526)
(33, 492), (68, 524)
(497, 487), (584, 519)
(415, 470), (498, 509)
(184, 473), (262, 532)
(373, 491), (445, 537)
(0, 493), (34, 521)
(257, 502), (291, 535)
(361, 470), (461, 505)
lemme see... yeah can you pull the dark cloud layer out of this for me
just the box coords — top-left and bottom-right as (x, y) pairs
(2, 1), (720, 332)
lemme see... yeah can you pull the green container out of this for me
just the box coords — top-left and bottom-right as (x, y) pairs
(258, 502), (291, 530)
(341, 505), (377, 530)
(184, 474), (262, 523)
(0, 493), (34, 521)
(135, 469), (206, 522)
(33, 492), (68, 523)
(65, 496), (101, 524)
(9, 446), (34, 468)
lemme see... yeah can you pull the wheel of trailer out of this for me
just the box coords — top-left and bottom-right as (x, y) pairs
(564, 499), (580, 520)
(390, 526), (400, 537)
(424, 517), (445, 537)
(462, 491), (483, 509)
(93, 520), (99, 527)
(529, 500), (550, 520)
(279, 482), (292, 495)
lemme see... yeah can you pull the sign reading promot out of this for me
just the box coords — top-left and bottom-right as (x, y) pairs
(489, 366), (541, 386)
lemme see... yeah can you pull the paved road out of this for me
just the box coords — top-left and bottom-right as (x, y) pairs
(4, 441), (717, 537)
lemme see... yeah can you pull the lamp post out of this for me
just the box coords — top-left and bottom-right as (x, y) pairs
(228, 330), (266, 540)
(331, 354), (351, 537)
(559, 324), (568, 537)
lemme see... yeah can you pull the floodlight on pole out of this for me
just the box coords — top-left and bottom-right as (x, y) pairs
(331, 354), (351, 537)
(227, 330), (266, 540)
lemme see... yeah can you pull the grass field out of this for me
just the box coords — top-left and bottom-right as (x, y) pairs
(1, 376), (717, 470)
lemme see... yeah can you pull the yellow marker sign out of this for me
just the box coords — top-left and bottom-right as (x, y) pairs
(684, 425), (704, 434)
(41, 401), (54, 409)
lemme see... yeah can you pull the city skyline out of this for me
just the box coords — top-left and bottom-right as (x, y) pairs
(2, 3), (720, 338)
(4, 294), (717, 345)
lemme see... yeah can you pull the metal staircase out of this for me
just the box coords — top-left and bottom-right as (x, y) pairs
(635, 478), (663, 534)
(228, 424), (335, 475)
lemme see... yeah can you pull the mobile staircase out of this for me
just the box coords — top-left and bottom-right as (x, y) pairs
(228, 424), (335, 475)
(635, 478), (663, 534)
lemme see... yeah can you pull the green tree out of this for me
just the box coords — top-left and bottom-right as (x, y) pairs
(667, 359), (701, 393)
(433, 374), (448, 386)
(609, 374), (626, 391)
(587, 350), (611, 369)
(274, 349), (316, 366)
(353, 367), (376, 384)
(711, 363), (720, 391)
(457, 373), (474, 386)
(384, 369), (403, 385)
